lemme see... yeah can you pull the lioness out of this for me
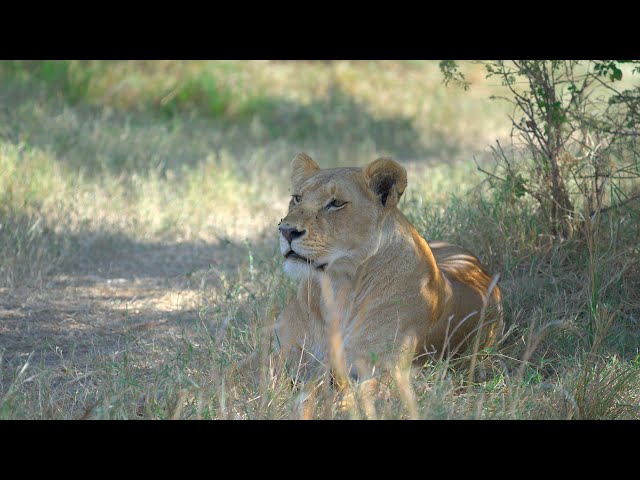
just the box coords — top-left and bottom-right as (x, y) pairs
(271, 153), (503, 385)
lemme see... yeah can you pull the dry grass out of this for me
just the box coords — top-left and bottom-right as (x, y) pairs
(1, 60), (638, 419)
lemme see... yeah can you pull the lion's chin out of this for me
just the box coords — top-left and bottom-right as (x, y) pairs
(283, 257), (328, 279)
(283, 259), (313, 279)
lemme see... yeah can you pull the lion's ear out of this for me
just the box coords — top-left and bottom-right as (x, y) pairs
(363, 157), (407, 208)
(291, 152), (320, 188)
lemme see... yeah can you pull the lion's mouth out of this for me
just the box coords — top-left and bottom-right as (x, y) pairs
(285, 250), (327, 270)
(285, 250), (312, 262)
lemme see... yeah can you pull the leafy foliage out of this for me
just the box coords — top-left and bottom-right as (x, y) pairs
(442, 60), (640, 237)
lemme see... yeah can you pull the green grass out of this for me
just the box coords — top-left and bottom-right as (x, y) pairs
(0, 60), (638, 419)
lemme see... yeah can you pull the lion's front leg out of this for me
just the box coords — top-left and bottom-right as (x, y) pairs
(227, 302), (298, 386)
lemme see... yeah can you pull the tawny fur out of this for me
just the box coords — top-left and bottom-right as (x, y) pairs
(272, 153), (503, 382)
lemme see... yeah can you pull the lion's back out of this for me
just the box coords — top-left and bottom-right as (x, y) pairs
(427, 241), (504, 348)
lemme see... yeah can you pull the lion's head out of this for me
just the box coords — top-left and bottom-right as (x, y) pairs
(279, 153), (407, 278)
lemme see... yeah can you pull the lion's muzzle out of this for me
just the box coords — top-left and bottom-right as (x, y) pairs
(279, 223), (306, 245)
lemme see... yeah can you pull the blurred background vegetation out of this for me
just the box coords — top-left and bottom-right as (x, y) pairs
(1, 60), (638, 419)
(0, 60), (517, 283)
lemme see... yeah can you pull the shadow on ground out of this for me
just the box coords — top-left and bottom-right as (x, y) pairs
(0, 222), (282, 375)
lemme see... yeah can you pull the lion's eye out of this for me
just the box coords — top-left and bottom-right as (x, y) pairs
(326, 199), (347, 210)
(292, 195), (302, 205)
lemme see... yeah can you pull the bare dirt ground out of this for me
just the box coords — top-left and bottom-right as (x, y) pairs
(0, 239), (241, 372)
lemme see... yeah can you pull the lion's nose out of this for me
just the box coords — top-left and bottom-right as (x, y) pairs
(279, 225), (305, 244)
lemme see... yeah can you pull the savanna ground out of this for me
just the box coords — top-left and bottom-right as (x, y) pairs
(1, 60), (638, 419)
